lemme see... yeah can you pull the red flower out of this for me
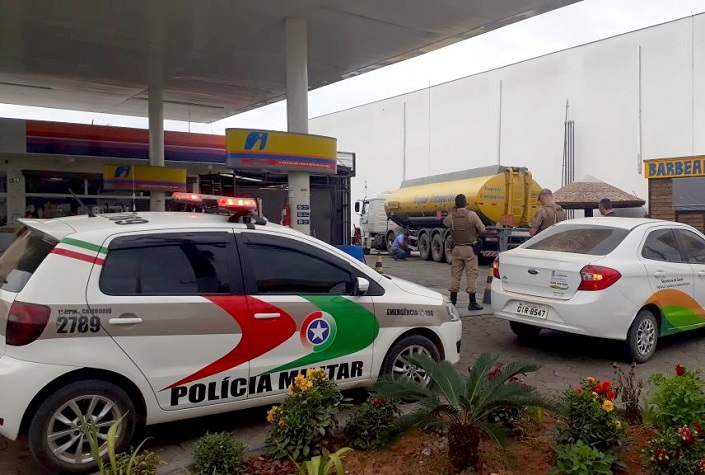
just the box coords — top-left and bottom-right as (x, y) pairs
(371, 398), (384, 408)
(678, 426), (695, 446)
(676, 364), (686, 376)
(595, 381), (612, 394)
(488, 367), (502, 380)
(606, 390), (617, 400)
(695, 423), (703, 437)
(652, 448), (668, 462)
(698, 459), (705, 471)
(575, 387), (584, 395)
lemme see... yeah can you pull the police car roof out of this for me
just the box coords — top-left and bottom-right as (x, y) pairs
(20, 212), (282, 240)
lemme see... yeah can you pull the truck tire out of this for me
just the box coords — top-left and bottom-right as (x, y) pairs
(431, 233), (444, 262)
(418, 232), (432, 261)
(385, 231), (396, 254)
(444, 234), (453, 264)
(28, 380), (136, 475)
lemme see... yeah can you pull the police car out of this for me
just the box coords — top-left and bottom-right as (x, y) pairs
(0, 193), (462, 474)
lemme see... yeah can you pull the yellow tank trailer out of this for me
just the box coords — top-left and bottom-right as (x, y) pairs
(383, 166), (543, 263)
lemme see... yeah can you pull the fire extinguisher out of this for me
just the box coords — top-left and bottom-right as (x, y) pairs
(281, 203), (291, 227)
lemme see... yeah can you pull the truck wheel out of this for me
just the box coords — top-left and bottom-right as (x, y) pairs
(380, 335), (440, 388)
(28, 380), (136, 475)
(418, 233), (432, 260)
(385, 231), (396, 254)
(444, 234), (453, 264)
(431, 233), (444, 262)
(625, 309), (659, 363)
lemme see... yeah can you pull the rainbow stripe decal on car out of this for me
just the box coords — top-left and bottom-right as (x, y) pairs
(51, 238), (108, 266)
(644, 289), (705, 335)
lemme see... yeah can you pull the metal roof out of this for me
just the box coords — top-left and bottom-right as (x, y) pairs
(0, 0), (580, 123)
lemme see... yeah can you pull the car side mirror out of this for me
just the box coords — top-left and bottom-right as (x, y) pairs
(354, 201), (361, 213)
(354, 276), (370, 296)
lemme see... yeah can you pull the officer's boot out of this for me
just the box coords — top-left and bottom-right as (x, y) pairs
(468, 293), (483, 311)
(450, 291), (457, 306)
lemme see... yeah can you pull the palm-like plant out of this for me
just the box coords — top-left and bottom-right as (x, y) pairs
(375, 352), (551, 473)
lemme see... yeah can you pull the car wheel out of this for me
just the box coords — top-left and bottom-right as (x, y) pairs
(510, 321), (542, 340)
(418, 233), (432, 261)
(380, 335), (440, 388)
(626, 309), (659, 363)
(431, 233), (445, 262)
(28, 380), (136, 475)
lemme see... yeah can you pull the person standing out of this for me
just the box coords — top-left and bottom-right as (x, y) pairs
(443, 194), (486, 311)
(390, 230), (412, 260)
(598, 198), (616, 217)
(529, 188), (567, 236)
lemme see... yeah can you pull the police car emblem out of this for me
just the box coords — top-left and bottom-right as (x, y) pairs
(300, 311), (337, 353)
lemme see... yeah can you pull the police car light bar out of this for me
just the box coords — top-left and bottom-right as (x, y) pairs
(171, 192), (259, 220)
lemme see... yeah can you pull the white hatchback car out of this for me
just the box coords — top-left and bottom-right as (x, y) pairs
(0, 194), (462, 474)
(492, 217), (705, 363)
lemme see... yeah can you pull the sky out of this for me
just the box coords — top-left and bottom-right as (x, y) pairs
(2, 0), (705, 133)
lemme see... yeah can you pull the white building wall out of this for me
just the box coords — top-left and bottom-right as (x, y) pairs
(311, 14), (705, 215)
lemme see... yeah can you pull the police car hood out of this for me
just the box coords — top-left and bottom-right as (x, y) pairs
(387, 275), (443, 302)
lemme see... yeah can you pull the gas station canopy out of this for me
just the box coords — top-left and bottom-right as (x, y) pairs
(0, 0), (579, 123)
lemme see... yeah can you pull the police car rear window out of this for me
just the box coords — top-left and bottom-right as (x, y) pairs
(525, 225), (629, 255)
(0, 228), (58, 293)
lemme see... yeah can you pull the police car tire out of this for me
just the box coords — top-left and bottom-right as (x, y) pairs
(380, 335), (440, 388)
(28, 380), (136, 475)
(510, 321), (542, 340)
(625, 309), (659, 364)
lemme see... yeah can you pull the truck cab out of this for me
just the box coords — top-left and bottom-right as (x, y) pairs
(355, 192), (402, 254)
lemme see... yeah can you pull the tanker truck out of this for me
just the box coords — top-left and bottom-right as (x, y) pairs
(354, 165), (543, 263)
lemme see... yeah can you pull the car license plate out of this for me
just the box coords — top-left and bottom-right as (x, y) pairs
(515, 302), (548, 319)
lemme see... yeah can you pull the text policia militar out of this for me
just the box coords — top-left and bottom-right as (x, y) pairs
(169, 361), (364, 406)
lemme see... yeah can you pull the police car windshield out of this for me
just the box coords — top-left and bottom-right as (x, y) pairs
(0, 228), (58, 293)
(524, 224), (629, 256)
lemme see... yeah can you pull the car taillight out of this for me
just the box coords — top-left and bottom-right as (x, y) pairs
(492, 257), (500, 279)
(6, 301), (51, 346)
(578, 265), (621, 291)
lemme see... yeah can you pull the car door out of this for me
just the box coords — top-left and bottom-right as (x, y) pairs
(235, 231), (378, 398)
(673, 228), (705, 329)
(639, 227), (696, 335)
(85, 230), (251, 411)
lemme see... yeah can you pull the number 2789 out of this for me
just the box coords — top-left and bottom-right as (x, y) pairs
(57, 315), (101, 334)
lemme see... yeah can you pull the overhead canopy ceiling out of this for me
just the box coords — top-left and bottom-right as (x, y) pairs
(0, 0), (580, 123)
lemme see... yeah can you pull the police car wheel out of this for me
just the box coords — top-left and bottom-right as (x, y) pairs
(381, 335), (440, 388)
(28, 380), (137, 475)
(626, 309), (659, 363)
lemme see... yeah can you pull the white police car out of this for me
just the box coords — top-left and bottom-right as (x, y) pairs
(0, 193), (462, 474)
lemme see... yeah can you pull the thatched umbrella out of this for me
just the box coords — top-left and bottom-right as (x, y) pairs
(553, 176), (645, 217)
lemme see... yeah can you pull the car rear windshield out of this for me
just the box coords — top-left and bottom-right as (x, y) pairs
(0, 228), (58, 293)
(524, 225), (630, 255)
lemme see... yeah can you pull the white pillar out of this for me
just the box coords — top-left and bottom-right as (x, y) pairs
(285, 17), (311, 235)
(148, 87), (165, 211)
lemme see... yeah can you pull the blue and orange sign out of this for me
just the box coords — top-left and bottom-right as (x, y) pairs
(644, 157), (705, 179)
(103, 165), (186, 192)
(225, 129), (337, 174)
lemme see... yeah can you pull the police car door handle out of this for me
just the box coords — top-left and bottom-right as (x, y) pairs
(653, 271), (666, 277)
(254, 312), (280, 319)
(698, 270), (705, 277)
(108, 316), (144, 325)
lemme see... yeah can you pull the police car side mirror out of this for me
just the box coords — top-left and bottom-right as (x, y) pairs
(354, 277), (370, 296)
(354, 201), (361, 213)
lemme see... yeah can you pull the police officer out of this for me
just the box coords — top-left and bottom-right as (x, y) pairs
(443, 194), (486, 311)
(529, 188), (566, 236)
